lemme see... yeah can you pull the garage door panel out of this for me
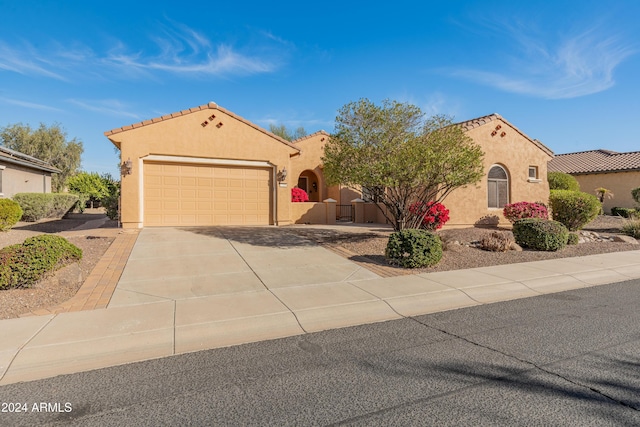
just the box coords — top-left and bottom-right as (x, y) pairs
(144, 162), (272, 226)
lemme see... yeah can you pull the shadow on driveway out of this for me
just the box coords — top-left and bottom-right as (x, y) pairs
(180, 226), (382, 249)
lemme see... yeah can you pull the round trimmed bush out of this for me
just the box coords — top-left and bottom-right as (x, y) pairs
(385, 229), (442, 268)
(0, 235), (82, 289)
(567, 232), (579, 245)
(512, 218), (569, 251)
(549, 190), (600, 231)
(548, 171), (580, 191)
(0, 199), (23, 231)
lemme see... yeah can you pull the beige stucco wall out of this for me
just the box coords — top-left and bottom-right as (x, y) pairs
(1, 163), (52, 198)
(291, 202), (327, 224)
(572, 171), (640, 214)
(107, 107), (299, 228)
(443, 118), (552, 227)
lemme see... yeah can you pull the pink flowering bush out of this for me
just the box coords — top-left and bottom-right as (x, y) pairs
(503, 201), (548, 223)
(409, 201), (450, 230)
(291, 187), (309, 202)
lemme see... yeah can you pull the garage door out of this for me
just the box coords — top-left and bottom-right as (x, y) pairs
(143, 162), (272, 226)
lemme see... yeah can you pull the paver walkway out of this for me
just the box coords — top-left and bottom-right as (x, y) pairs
(0, 226), (639, 386)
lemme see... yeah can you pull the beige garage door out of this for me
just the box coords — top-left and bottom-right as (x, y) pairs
(144, 162), (272, 226)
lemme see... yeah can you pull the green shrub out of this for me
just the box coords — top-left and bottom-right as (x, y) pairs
(100, 174), (120, 220)
(512, 218), (569, 251)
(621, 219), (640, 239)
(611, 207), (637, 218)
(0, 235), (82, 289)
(479, 231), (514, 252)
(548, 171), (580, 191)
(385, 229), (442, 268)
(632, 187), (640, 205)
(567, 232), (579, 245)
(549, 190), (600, 231)
(0, 199), (23, 231)
(12, 193), (78, 222)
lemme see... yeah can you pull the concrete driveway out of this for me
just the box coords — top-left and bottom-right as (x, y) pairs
(108, 226), (390, 352)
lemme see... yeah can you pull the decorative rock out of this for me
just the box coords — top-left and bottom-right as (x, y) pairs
(510, 242), (523, 252)
(612, 235), (639, 244)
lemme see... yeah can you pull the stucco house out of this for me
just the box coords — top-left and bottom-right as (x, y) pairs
(548, 149), (640, 214)
(0, 146), (60, 198)
(104, 103), (553, 229)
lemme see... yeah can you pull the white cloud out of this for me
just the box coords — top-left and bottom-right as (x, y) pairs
(0, 22), (282, 81)
(0, 42), (67, 80)
(450, 23), (635, 99)
(67, 99), (141, 119)
(0, 97), (65, 112)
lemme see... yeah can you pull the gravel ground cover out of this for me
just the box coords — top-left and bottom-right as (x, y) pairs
(0, 212), (117, 319)
(287, 215), (639, 274)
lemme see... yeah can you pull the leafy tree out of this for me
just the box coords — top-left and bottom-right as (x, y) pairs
(66, 172), (108, 211)
(322, 99), (484, 231)
(269, 123), (307, 141)
(0, 123), (83, 192)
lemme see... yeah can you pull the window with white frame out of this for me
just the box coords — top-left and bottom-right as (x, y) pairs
(488, 165), (509, 208)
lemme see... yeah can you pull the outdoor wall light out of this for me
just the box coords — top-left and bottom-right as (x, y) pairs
(312, 182), (317, 191)
(277, 168), (288, 182)
(121, 158), (133, 176)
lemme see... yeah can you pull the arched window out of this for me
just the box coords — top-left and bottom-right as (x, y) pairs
(488, 165), (509, 208)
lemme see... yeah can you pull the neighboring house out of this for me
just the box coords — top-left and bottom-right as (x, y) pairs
(105, 103), (552, 229)
(0, 146), (60, 198)
(548, 149), (640, 214)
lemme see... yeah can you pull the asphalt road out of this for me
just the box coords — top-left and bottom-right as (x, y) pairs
(1, 279), (639, 426)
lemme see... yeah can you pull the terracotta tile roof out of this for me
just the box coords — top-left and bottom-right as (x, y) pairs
(455, 113), (554, 157)
(104, 102), (301, 152)
(0, 146), (61, 173)
(548, 149), (640, 174)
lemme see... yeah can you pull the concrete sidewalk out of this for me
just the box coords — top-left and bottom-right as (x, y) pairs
(1, 227), (639, 385)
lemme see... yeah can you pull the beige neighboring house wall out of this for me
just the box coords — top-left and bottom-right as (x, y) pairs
(548, 149), (640, 214)
(442, 115), (553, 227)
(0, 146), (58, 198)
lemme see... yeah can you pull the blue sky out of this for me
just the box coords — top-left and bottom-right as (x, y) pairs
(1, 0), (639, 177)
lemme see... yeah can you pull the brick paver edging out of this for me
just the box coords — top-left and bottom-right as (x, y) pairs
(20, 230), (140, 317)
(322, 243), (410, 278)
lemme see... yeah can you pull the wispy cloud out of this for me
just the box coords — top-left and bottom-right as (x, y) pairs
(0, 42), (67, 80)
(449, 23), (635, 99)
(0, 22), (283, 81)
(0, 97), (65, 112)
(67, 99), (141, 119)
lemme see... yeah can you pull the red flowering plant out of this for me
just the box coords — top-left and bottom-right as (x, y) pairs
(291, 187), (309, 202)
(502, 201), (548, 223)
(409, 201), (450, 230)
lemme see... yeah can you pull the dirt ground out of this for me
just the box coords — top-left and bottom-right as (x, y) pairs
(286, 215), (639, 274)
(0, 212), (117, 319)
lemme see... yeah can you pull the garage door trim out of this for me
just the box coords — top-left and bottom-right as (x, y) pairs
(140, 155), (276, 226)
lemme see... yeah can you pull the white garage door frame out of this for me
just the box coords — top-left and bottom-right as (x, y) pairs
(139, 154), (277, 226)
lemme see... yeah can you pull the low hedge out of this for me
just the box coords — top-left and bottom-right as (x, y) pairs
(611, 207), (637, 218)
(0, 235), (82, 289)
(12, 193), (78, 222)
(512, 218), (569, 251)
(0, 199), (23, 231)
(385, 229), (442, 268)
